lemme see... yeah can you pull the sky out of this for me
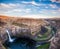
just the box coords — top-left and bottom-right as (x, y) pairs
(0, 0), (60, 18)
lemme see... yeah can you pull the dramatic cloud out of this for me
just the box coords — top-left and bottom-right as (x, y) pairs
(21, 1), (40, 6)
(0, 3), (21, 8)
(0, 3), (12, 8)
(49, 4), (57, 8)
(50, 0), (60, 3)
(0, 0), (60, 18)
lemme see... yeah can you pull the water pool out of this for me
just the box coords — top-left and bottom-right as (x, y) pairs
(3, 37), (36, 49)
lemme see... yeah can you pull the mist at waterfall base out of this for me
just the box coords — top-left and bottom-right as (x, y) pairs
(3, 36), (36, 49)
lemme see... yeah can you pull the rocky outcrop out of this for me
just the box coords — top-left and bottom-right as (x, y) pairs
(49, 20), (60, 49)
(0, 16), (49, 43)
(0, 15), (60, 49)
(49, 30), (60, 49)
(0, 41), (6, 49)
(0, 44), (5, 49)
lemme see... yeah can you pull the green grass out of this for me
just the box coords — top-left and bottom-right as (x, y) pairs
(37, 43), (50, 49)
(35, 26), (54, 41)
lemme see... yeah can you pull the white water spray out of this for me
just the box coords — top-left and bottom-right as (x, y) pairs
(6, 29), (15, 42)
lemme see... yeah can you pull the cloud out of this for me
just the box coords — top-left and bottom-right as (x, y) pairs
(5, 9), (22, 13)
(0, 3), (17, 14)
(50, 0), (56, 2)
(49, 4), (57, 8)
(21, 1), (40, 6)
(12, 9), (22, 12)
(12, 14), (58, 18)
(45, 6), (48, 8)
(0, 3), (12, 8)
(0, 3), (21, 9)
(0, 1), (60, 18)
(51, 10), (57, 14)
(58, 8), (60, 11)
(24, 8), (31, 13)
(0, 3), (24, 14)
(8, 3), (17, 7)
(39, 9), (59, 15)
(0, 3), (32, 16)
(5, 8), (31, 13)
(50, 0), (60, 3)
(31, 1), (40, 6)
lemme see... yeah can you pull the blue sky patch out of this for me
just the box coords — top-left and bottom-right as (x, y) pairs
(0, 0), (60, 18)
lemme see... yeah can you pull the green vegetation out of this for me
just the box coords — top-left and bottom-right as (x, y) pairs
(35, 26), (52, 41)
(37, 43), (50, 49)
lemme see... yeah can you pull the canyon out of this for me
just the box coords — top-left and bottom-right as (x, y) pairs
(0, 15), (60, 49)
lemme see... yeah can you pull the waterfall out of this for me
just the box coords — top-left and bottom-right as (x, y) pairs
(6, 29), (15, 42)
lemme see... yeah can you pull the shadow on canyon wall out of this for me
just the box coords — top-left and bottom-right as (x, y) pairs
(0, 15), (60, 49)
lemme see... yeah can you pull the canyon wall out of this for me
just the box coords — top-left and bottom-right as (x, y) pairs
(0, 15), (60, 49)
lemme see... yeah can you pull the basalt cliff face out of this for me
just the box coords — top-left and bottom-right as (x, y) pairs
(0, 15), (60, 49)
(0, 15), (49, 49)
(0, 15), (48, 41)
(48, 19), (60, 49)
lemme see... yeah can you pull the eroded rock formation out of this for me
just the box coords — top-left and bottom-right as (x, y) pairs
(49, 19), (60, 49)
(0, 15), (60, 49)
(0, 16), (50, 49)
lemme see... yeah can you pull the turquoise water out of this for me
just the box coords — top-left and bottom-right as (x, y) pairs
(4, 37), (36, 49)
